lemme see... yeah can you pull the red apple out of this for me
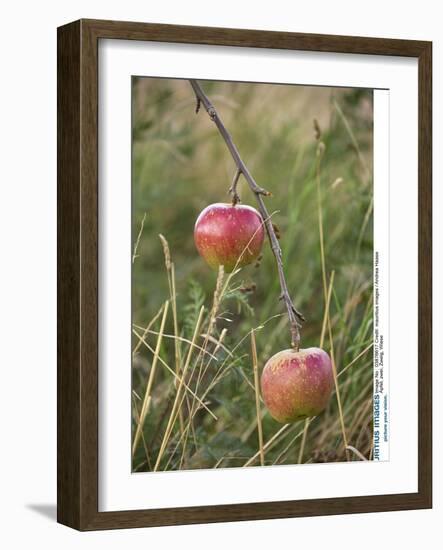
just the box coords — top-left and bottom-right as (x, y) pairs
(194, 203), (265, 272)
(261, 347), (334, 423)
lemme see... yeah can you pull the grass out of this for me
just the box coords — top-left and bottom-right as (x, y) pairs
(131, 78), (373, 472)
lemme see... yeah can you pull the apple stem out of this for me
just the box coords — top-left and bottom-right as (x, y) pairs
(229, 168), (242, 206)
(189, 79), (305, 350)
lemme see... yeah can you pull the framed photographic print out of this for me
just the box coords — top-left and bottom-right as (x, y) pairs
(57, 19), (432, 530)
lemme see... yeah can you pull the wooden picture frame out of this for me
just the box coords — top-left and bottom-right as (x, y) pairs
(57, 18), (432, 530)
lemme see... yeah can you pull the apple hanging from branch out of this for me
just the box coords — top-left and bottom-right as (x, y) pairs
(261, 348), (334, 423)
(194, 203), (265, 273)
(190, 79), (304, 350)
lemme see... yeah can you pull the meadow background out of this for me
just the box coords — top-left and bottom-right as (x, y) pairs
(131, 77), (373, 472)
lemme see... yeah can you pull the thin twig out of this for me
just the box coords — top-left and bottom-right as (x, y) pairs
(189, 79), (304, 350)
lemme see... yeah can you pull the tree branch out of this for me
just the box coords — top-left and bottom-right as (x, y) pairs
(189, 79), (305, 350)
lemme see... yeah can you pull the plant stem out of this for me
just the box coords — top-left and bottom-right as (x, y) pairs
(154, 305), (205, 471)
(190, 79), (304, 350)
(298, 269), (335, 463)
(313, 133), (349, 461)
(132, 300), (169, 456)
(229, 168), (242, 205)
(251, 330), (265, 466)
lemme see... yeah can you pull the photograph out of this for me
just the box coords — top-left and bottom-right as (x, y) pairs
(130, 77), (374, 473)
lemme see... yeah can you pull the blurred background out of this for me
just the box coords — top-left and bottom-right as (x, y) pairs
(131, 77), (373, 472)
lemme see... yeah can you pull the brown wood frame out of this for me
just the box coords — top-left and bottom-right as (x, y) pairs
(57, 18), (432, 531)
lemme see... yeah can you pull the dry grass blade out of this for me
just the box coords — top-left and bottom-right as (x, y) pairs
(200, 333), (233, 357)
(177, 268), (226, 465)
(132, 303), (164, 357)
(316, 135), (348, 460)
(349, 397), (373, 440)
(346, 445), (369, 461)
(320, 271), (335, 349)
(132, 328), (217, 420)
(333, 98), (370, 180)
(132, 300), (169, 456)
(328, 308), (349, 460)
(132, 393), (152, 470)
(159, 233), (184, 435)
(298, 135), (331, 465)
(298, 270), (335, 463)
(241, 407), (266, 443)
(161, 328), (230, 472)
(243, 423), (290, 467)
(170, 330), (232, 456)
(132, 212), (147, 263)
(316, 139), (328, 305)
(251, 331), (264, 466)
(154, 305), (205, 471)
(338, 343), (373, 379)
(297, 419), (309, 464)
(132, 326), (218, 361)
(328, 307), (349, 459)
(275, 422), (310, 465)
(159, 233), (171, 269)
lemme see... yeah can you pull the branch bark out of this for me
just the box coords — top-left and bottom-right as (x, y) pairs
(189, 79), (305, 349)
